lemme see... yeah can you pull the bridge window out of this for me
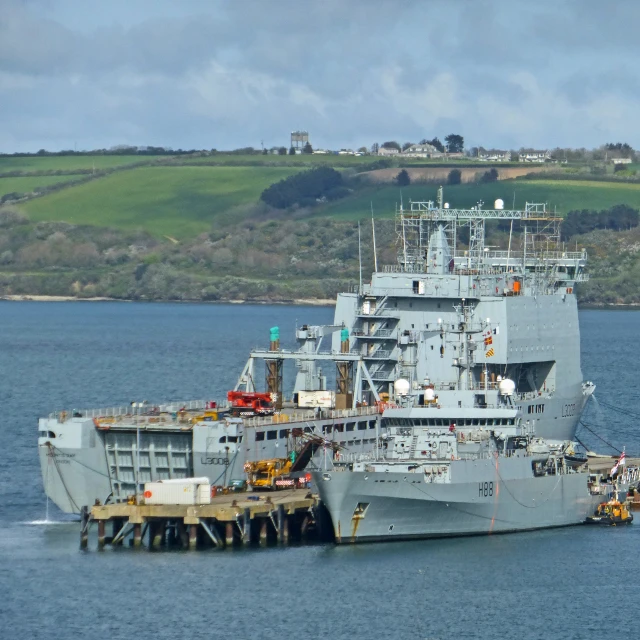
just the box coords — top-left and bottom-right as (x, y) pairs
(358, 422), (367, 431)
(279, 429), (290, 439)
(334, 424), (344, 433)
(368, 421), (376, 429)
(267, 430), (277, 440)
(219, 436), (227, 443)
(346, 422), (355, 432)
(255, 432), (265, 441)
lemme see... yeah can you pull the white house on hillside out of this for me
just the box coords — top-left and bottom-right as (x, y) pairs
(478, 148), (511, 162)
(377, 147), (400, 156)
(519, 149), (551, 162)
(401, 143), (442, 158)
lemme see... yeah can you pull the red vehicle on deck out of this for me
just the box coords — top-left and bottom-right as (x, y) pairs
(227, 391), (275, 417)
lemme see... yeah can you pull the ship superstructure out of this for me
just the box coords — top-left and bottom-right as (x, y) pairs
(332, 189), (593, 441)
(312, 189), (601, 542)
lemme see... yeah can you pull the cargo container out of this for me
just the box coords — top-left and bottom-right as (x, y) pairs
(143, 480), (211, 505)
(297, 390), (335, 408)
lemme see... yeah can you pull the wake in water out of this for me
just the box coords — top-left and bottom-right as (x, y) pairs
(23, 519), (74, 526)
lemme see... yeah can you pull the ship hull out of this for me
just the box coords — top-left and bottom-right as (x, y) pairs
(314, 463), (602, 543)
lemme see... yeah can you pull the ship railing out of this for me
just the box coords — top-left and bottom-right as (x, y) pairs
(49, 399), (210, 422)
(243, 405), (379, 428)
(337, 451), (378, 464)
(352, 328), (396, 339)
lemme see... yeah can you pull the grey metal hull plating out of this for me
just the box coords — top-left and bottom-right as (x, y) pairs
(315, 462), (601, 543)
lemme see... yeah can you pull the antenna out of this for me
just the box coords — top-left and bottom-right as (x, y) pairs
(358, 221), (363, 291)
(371, 202), (378, 272)
(506, 218), (513, 273)
(400, 190), (404, 212)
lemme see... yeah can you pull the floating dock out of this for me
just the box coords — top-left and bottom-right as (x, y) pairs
(80, 489), (330, 550)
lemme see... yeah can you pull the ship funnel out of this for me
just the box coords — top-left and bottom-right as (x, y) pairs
(427, 225), (452, 274)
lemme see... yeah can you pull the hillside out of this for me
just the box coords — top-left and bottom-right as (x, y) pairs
(9, 152), (640, 238)
(317, 179), (640, 219)
(21, 165), (304, 238)
(2, 153), (640, 305)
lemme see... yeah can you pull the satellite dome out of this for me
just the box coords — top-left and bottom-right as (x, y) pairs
(394, 378), (411, 397)
(424, 388), (436, 402)
(494, 199), (504, 210)
(498, 378), (516, 396)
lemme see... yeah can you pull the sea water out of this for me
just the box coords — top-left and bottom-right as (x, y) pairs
(0, 302), (638, 640)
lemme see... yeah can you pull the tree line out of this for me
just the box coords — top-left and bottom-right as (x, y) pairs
(260, 166), (349, 209)
(561, 205), (639, 240)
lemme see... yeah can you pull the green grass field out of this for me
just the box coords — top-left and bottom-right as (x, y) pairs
(0, 155), (155, 173)
(317, 179), (640, 219)
(0, 175), (89, 198)
(177, 153), (378, 167)
(22, 165), (302, 237)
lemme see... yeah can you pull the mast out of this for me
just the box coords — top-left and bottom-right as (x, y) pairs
(358, 221), (363, 291)
(371, 203), (378, 272)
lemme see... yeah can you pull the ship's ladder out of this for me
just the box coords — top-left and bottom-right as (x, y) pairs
(409, 433), (419, 458)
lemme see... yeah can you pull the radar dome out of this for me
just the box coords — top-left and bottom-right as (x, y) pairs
(498, 378), (516, 396)
(394, 378), (411, 397)
(424, 388), (436, 402)
(494, 198), (504, 210)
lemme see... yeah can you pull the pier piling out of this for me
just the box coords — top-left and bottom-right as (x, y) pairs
(85, 489), (319, 551)
(133, 523), (142, 547)
(80, 506), (89, 549)
(243, 508), (252, 546)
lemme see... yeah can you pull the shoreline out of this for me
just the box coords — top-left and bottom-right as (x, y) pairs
(0, 295), (337, 306)
(2, 295), (639, 309)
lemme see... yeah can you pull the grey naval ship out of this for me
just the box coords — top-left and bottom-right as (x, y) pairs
(312, 189), (604, 543)
(39, 320), (382, 514)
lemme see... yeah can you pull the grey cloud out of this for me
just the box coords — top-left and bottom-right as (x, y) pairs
(1, 0), (639, 152)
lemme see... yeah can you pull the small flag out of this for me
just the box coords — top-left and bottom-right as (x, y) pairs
(484, 335), (493, 346)
(611, 450), (626, 477)
(486, 348), (495, 358)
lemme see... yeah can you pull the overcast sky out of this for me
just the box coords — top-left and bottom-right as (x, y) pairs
(1, 0), (639, 153)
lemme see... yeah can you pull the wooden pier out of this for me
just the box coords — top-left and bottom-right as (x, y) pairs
(80, 489), (330, 550)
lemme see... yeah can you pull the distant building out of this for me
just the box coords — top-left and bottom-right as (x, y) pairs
(401, 143), (441, 158)
(478, 148), (511, 162)
(519, 149), (551, 162)
(377, 147), (400, 156)
(291, 130), (309, 150)
(609, 157), (633, 164)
